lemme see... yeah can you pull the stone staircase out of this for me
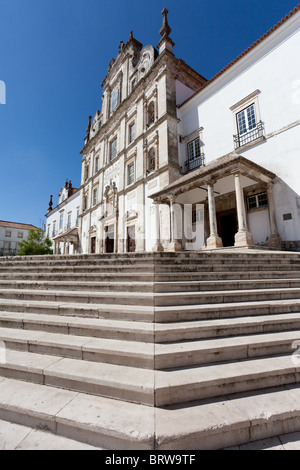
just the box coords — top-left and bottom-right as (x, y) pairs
(0, 250), (300, 449)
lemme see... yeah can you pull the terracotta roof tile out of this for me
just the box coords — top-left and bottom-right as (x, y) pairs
(0, 220), (39, 230)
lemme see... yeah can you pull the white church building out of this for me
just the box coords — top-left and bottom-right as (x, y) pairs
(47, 5), (300, 254)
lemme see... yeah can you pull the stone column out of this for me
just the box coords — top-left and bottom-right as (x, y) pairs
(234, 172), (253, 247)
(267, 183), (281, 249)
(167, 196), (182, 252)
(152, 202), (164, 252)
(206, 182), (223, 249)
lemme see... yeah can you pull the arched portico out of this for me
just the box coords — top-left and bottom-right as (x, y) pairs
(150, 154), (281, 251)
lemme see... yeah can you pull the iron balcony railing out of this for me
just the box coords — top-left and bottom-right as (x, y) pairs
(185, 154), (205, 173)
(234, 121), (264, 149)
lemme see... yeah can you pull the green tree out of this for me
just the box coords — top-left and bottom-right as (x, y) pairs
(18, 229), (53, 256)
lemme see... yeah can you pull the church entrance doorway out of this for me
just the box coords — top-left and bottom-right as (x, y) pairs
(127, 225), (136, 253)
(217, 209), (238, 247)
(105, 224), (115, 253)
(90, 236), (96, 254)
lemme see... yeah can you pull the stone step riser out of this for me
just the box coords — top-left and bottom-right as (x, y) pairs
(2, 340), (154, 369)
(0, 291), (154, 307)
(0, 365), (155, 407)
(155, 319), (300, 342)
(155, 302), (300, 322)
(156, 367), (299, 406)
(154, 291), (300, 306)
(156, 341), (297, 369)
(1, 315), (300, 343)
(1, 263), (300, 274)
(0, 356), (298, 408)
(1, 379), (300, 450)
(1, 272), (300, 283)
(1, 336), (296, 370)
(0, 282), (154, 293)
(0, 289), (300, 307)
(0, 302), (154, 322)
(2, 280), (300, 293)
(0, 403), (148, 450)
(0, 299), (300, 322)
(0, 318), (155, 342)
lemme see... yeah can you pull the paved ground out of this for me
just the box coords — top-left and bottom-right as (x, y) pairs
(225, 433), (300, 450)
(0, 419), (101, 450)
(0, 418), (300, 450)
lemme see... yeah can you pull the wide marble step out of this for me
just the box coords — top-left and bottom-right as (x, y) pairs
(0, 377), (300, 449)
(0, 286), (300, 307)
(0, 350), (298, 406)
(0, 326), (299, 369)
(0, 311), (300, 343)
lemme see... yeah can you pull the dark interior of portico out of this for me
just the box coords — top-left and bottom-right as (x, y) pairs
(215, 191), (238, 247)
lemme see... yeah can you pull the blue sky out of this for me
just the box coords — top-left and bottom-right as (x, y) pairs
(0, 0), (298, 228)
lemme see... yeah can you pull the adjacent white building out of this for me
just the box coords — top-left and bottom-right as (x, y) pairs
(45, 180), (80, 255)
(0, 220), (39, 256)
(152, 6), (300, 252)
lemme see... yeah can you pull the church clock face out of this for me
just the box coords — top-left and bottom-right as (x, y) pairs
(111, 88), (119, 112)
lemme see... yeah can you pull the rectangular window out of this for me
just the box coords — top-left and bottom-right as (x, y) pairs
(17, 232), (23, 239)
(237, 104), (256, 135)
(59, 213), (64, 229)
(76, 209), (79, 226)
(129, 122), (135, 143)
(186, 136), (203, 172)
(128, 162), (135, 186)
(95, 157), (99, 173)
(67, 213), (71, 229)
(93, 188), (98, 206)
(247, 192), (268, 210)
(47, 225), (50, 237)
(234, 103), (264, 148)
(85, 165), (89, 181)
(5, 230), (11, 238)
(52, 222), (56, 236)
(110, 137), (118, 161)
(187, 137), (201, 161)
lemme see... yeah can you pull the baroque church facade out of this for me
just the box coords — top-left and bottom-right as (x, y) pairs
(78, 9), (206, 255)
(47, 6), (300, 254)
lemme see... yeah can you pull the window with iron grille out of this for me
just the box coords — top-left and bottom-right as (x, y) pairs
(185, 136), (204, 172)
(187, 137), (201, 161)
(234, 103), (264, 148)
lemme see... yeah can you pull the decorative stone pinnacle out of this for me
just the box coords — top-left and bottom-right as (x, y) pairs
(159, 8), (171, 37)
(48, 195), (53, 212)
